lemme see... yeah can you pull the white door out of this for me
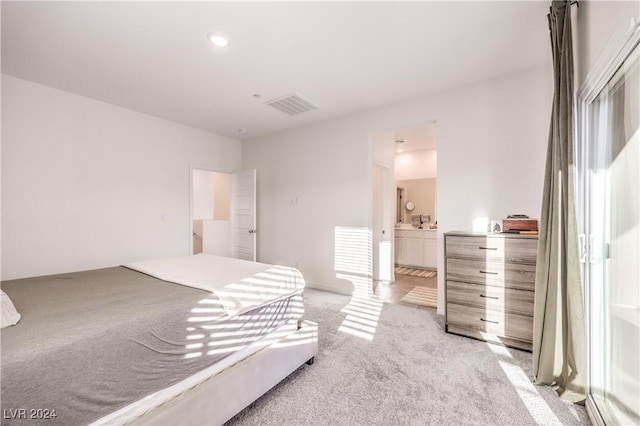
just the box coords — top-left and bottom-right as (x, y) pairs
(373, 164), (393, 284)
(231, 169), (257, 261)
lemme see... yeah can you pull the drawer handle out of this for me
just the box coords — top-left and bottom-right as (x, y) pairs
(479, 270), (498, 275)
(480, 294), (499, 300)
(478, 246), (498, 250)
(480, 318), (499, 324)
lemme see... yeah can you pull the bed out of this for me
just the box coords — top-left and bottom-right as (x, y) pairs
(0, 254), (318, 425)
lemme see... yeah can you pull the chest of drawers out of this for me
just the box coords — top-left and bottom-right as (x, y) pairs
(444, 231), (538, 351)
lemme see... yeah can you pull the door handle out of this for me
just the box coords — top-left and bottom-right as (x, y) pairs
(578, 234), (587, 263)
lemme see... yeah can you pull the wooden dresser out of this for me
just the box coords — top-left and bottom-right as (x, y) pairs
(444, 231), (538, 351)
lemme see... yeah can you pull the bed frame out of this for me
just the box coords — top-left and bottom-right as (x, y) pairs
(131, 320), (318, 425)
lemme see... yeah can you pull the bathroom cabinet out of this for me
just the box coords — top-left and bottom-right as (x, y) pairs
(394, 228), (437, 269)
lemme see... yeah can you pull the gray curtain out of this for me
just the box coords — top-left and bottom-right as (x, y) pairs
(532, 0), (586, 403)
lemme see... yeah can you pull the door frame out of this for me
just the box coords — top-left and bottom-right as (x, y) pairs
(372, 162), (394, 286)
(576, 14), (640, 426)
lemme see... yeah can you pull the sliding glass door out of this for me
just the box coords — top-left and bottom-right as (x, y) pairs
(584, 42), (639, 425)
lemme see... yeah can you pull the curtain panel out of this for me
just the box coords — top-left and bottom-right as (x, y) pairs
(532, 0), (586, 403)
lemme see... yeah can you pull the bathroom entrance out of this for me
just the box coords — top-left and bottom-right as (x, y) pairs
(190, 168), (257, 260)
(191, 168), (232, 256)
(374, 121), (438, 310)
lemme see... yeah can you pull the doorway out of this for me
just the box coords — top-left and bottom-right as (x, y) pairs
(189, 167), (257, 262)
(191, 168), (231, 256)
(372, 122), (438, 310)
(190, 168), (257, 261)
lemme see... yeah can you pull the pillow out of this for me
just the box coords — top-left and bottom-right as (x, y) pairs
(1, 289), (21, 328)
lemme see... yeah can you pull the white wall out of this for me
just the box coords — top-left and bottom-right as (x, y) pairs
(192, 169), (215, 220)
(1, 75), (241, 280)
(243, 66), (553, 312)
(213, 172), (230, 221)
(395, 149), (437, 180)
(577, 1), (640, 86)
(242, 120), (371, 295)
(203, 220), (231, 258)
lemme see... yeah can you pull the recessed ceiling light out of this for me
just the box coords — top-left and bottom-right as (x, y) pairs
(253, 94), (262, 99)
(208, 34), (229, 47)
(394, 139), (405, 144)
(396, 148), (404, 153)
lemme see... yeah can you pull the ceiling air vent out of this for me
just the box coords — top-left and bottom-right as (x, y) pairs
(265, 93), (318, 116)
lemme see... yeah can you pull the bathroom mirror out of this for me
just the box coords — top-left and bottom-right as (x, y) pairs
(396, 178), (436, 224)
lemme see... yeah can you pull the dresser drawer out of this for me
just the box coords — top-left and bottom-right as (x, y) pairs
(446, 258), (536, 291)
(445, 236), (537, 263)
(446, 302), (533, 342)
(446, 281), (534, 316)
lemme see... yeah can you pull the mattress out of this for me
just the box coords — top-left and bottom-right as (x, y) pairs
(123, 254), (306, 316)
(1, 265), (304, 426)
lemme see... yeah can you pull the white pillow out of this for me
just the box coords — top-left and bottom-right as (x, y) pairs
(1, 289), (21, 328)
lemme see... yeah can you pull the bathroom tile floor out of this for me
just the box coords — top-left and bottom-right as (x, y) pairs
(375, 270), (437, 311)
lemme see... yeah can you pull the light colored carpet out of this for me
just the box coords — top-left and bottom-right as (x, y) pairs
(226, 289), (588, 426)
(395, 266), (437, 278)
(400, 286), (437, 308)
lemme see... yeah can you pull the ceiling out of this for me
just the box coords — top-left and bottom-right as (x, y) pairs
(394, 122), (437, 153)
(1, 1), (551, 140)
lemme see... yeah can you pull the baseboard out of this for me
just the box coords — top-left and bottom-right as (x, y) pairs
(305, 281), (353, 296)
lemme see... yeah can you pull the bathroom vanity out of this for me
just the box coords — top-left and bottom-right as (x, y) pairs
(394, 228), (437, 269)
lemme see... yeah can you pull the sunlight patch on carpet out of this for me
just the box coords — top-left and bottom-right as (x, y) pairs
(337, 274), (383, 341)
(338, 294), (383, 341)
(498, 360), (563, 425)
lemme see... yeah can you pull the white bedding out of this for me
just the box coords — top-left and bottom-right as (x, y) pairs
(1, 289), (21, 328)
(123, 254), (305, 316)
